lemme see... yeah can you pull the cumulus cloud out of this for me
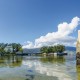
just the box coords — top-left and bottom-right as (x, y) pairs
(23, 41), (34, 49)
(22, 17), (80, 49)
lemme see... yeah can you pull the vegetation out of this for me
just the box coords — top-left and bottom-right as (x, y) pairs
(40, 44), (65, 54)
(0, 43), (22, 55)
(9, 43), (22, 53)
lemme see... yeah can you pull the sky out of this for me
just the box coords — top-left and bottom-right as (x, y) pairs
(0, 0), (80, 48)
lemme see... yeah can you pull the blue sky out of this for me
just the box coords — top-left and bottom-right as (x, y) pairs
(0, 0), (80, 47)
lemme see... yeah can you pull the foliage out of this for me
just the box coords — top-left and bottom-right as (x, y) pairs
(40, 44), (65, 53)
(0, 43), (7, 55)
(0, 43), (22, 54)
(9, 43), (22, 52)
(40, 46), (48, 53)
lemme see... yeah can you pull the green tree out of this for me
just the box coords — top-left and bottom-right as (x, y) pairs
(40, 46), (48, 53)
(48, 46), (54, 53)
(11, 43), (22, 53)
(40, 45), (65, 53)
(56, 44), (65, 53)
(0, 43), (6, 55)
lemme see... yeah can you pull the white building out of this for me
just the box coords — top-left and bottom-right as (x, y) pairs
(4, 46), (13, 53)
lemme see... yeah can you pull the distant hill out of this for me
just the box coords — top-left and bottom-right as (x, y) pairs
(65, 46), (76, 51)
(23, 46), (76, 53)
(23, 48), (40, 53)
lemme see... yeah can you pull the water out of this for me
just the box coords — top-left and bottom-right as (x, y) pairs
(0, 51), (79, 80)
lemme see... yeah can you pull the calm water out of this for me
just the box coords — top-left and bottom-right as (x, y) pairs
(0, 51), (79, 80)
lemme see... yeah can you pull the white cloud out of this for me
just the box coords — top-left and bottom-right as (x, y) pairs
(22, 41), (34, 48)
(22, 17), (80, 49)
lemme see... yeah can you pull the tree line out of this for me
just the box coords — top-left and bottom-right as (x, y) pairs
(40, 44), (65, 53)
(0, 43), (22, 54)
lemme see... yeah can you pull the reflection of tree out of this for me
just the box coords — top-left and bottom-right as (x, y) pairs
(76, 65), (80, 80)
(40, 56), (65, 64)
(0, 56), (7, 67)
(0, 55), (22, 67)
(9, 56), (22, 67)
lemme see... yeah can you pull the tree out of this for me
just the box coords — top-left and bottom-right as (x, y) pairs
(0, 43), (6, 55)
(16, 43), (22, 52)
(40, 46), (48, 53)
(11, 43), (22, 53)
(48, 46), (54, 53)
(0, 43), (22, 54)
(40, 45), (65, 53)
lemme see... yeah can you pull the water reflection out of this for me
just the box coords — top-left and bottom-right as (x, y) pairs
(40, 56), (65, 63)
(0, 55), (22, 67)
(22, 55), (76, 80)
(0, 54), (78, 80)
